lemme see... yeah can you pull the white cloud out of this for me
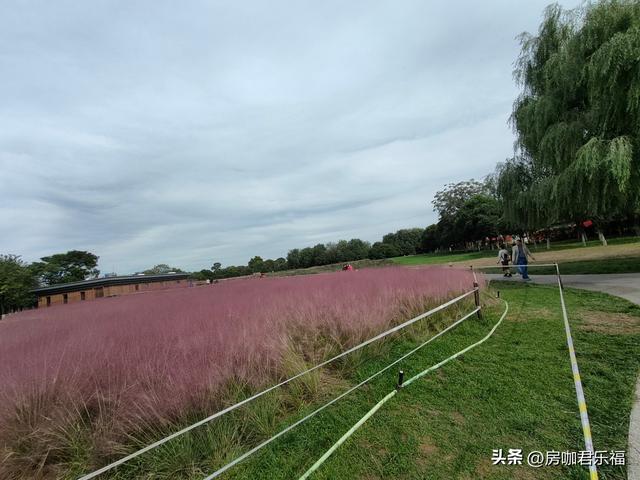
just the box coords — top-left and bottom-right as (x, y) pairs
(0, 0), (579, 272)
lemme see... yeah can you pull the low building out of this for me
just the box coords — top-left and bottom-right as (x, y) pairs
(33, 273), (190, 308)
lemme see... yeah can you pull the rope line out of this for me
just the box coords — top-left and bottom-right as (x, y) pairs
(555, 264), (598, 480)
(471, 263), (559, 269)
(78, 288), (477, 480)
(201, 306), (481, 479)
(299, 298), (509, 479)
(299, 390), (399, 480)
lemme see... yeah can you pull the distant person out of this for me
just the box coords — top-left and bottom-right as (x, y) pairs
(497, 244), (512, 277)
(342, 264), (354, 271)
(512, 239), (535, 280)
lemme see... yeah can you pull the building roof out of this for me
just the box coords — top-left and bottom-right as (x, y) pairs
(32, 273), (190, 296)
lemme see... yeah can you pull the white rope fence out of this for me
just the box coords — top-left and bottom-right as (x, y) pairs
(205, 264), (598, 480)
(555, 264), (598, 480)
(299, 298), (509, 479)
(477, 262), (599, 479)
(202, 305), (481, 479)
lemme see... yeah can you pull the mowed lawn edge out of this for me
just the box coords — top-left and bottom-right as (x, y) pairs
(106, 283), (640, 480)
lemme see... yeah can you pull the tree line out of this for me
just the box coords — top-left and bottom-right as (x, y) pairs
(192, 227), (427, 281)
(195, 182), (510, 282)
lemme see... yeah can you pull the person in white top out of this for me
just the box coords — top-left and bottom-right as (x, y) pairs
(497, 244), (512, 277)
(512, 239), (536, 280)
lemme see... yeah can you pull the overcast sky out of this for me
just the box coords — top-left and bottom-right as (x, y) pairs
(1, 1), (577, 273)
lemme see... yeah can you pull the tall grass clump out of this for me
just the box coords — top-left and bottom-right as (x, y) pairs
(0, 266), (478, 479)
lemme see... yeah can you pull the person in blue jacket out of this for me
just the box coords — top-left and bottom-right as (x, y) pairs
(511, 238), (536, 280)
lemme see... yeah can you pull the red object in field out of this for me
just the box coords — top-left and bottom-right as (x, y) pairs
(342, 264), (354, 271)
(582, 220), (593, 228)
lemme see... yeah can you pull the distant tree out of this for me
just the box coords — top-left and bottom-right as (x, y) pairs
(453, 195), (502, 243)
(211, 262), (222, 273)
(368, 242), (401, 260)
(432, 180), (490, 219)
(274, 257), (287, 271)
(214, 265), (252, 279)
(248, 256), (265, 273)
(334, 240), (351, 263)
(311, 244), (328, 265)
(435, 215), (457, 249)
(346, 239), (371, 260)
(193, 269), (214, 281)
(283, 238), (373, 269)
(498, 1), (640, 243)
(382, 228), (424, 256)
(0, 254), (38, 314)
(142, 264), (184, 275)
(322, 243), (338, 265)
(31, 250), (99, 286)
(298, 247), (315, 268)
(263, 259), (276, 272)
(286, 249), (301, 269)
(420, 224), (441, 252)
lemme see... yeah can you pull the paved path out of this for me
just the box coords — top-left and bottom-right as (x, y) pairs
(631, 376), (640, 480)
(487, 273), (640, 478)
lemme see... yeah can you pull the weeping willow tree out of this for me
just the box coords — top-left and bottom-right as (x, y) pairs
(497, 0), (640, 244)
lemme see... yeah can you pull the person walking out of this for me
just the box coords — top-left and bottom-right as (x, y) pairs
(512, 238), (535, 280)
(497, 244), (512, 277)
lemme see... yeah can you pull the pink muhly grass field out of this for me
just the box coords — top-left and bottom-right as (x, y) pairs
(0, 266), (476, 465)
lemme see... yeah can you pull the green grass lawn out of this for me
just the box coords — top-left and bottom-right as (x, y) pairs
(551, 256), (640, 274)
(474, 256), (640, 275)
(547, 236), (640, 249)
(106, 283), (640, 480)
